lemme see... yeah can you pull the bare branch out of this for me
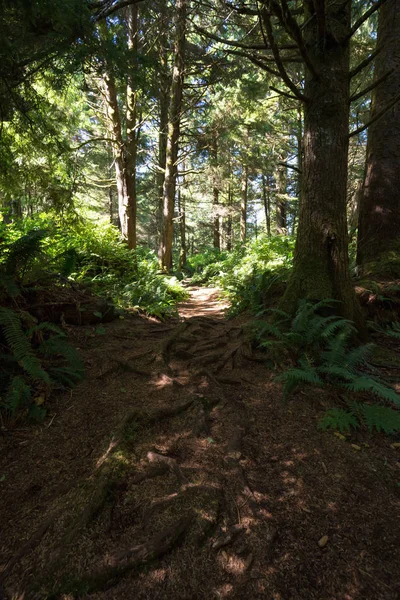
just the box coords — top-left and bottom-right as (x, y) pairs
(349, 47), (382, 79)
(350, 69), (394, 103)
(349, 93), (400, 138)
(260, 7), (308, 102)
(269, 85), (300, 101)
(263, 0), (319, 79)
(192, 23), (297, 50)
(345, 0), (388, 42)
(278, 161), (302, 174)
(94, 0), (143, 21)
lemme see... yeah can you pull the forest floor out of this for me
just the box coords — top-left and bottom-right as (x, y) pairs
(0, 286), (399, 600)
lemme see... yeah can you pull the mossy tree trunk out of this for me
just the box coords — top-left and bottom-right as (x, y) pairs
(279, 1), (363, 328)
(161, 0), (186, 272)
(357, 1), (400, 267)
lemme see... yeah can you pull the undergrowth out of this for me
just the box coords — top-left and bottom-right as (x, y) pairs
(0, 216), (188, 318)
(185, 235), (294, 315)
(254, 299), (400, 434)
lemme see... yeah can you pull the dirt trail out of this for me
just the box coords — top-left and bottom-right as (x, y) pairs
(0, 287), (399, 600)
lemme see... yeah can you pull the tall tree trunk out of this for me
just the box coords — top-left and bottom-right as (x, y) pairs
(262, 174), (271, 237)
(101, 69), (128, 237)
(357, 1), (400, 266)
(161, 0), (186, 272)
(226, 183), (232, 251)
(125, 3), (138, 249)
(281, 1), (363, 328)
(240, 165), (248, 242)
(275, 159), (287, 233)
(178, 171), (186, 268)
(211, 133), (220, 250)
(157, 2), (170, 251)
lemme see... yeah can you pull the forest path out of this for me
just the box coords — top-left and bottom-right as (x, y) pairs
(0, 287), (399, 600)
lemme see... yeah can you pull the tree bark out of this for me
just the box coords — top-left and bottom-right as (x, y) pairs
(281, 2), (363, 329)
(161, 0), (186, 272)
(262, 174), (271, 237)
(178, 171), (186, 268)
(99, 16), (138, 248)
(240, 165), (248, 243)
(125, 3), (138, 249)
(226, 183), (233, 251)
(157, 2), (170, 252)
(211, 133), (220, 250)
(275, 159), (287, 233)
(357, 1), (400, 266)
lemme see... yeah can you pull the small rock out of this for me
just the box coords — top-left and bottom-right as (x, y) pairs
(334, 432), (346, 441)
(351, 444), (361, 451)
(318, 535), (329, 548)
(391, 443), (400, 450)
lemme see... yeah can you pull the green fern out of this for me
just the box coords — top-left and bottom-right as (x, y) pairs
(4, 228), (48, 280)
(319, 408), (359, 433)
(359, 404), (400, 433)
(5, 376), (31, 412)
(256, 299), (400, 435)
(0, 308), (50, 384)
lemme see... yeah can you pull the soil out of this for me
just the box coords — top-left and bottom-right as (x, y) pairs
(0, 286), (399, 600)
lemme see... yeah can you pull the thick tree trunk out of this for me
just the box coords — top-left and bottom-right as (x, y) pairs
(281, 2), (363, 328)
(357, 1), (400, 266)
(161, 0), (186, 272)
(262, 174), (271, 237)
(240, 165), (248, 243)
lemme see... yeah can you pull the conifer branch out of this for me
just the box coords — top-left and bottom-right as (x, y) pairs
(260, 7), (308, 102)
(350, 69), (394, 103)
(345, 0), (388, 42)
(349, 92), (400, 138)
(349, 47), (382, 79)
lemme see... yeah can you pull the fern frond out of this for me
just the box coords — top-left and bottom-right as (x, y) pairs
(4, 376), (31, 413)
(0, 308), (50, 384)
(359, 403), (400, 433)
(279, 366), (323, 398)
(318, 408), (359, 433)
(345, 377), (400, 406)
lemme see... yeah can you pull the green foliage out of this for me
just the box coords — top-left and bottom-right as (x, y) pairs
(185, 235), (294, 316)
(0, 218), (188, 318)
(0, 307), (84, 418)
(256, 299), (400, 435)
(319, 408), (359, 433)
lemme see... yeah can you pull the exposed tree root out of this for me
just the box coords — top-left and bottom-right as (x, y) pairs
(54, 515), (194, 596)
(147, 452), (187, 485)
(0, 512), (60, 585)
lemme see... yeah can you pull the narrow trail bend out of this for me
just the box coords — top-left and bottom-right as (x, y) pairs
(0, 287), (399, 600)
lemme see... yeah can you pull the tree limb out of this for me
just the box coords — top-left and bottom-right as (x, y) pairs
(345, 0), (388, 42)
(349, 47), (382, 79)
(350, 69), (394, 103)
(269, 85), (300, 101)
(260, 7), (308, 102)
(93, 0), (143, 21)
(349, 93), (400, 138)
(262, 0), (319, 79)
(193, 23), (297, 50)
